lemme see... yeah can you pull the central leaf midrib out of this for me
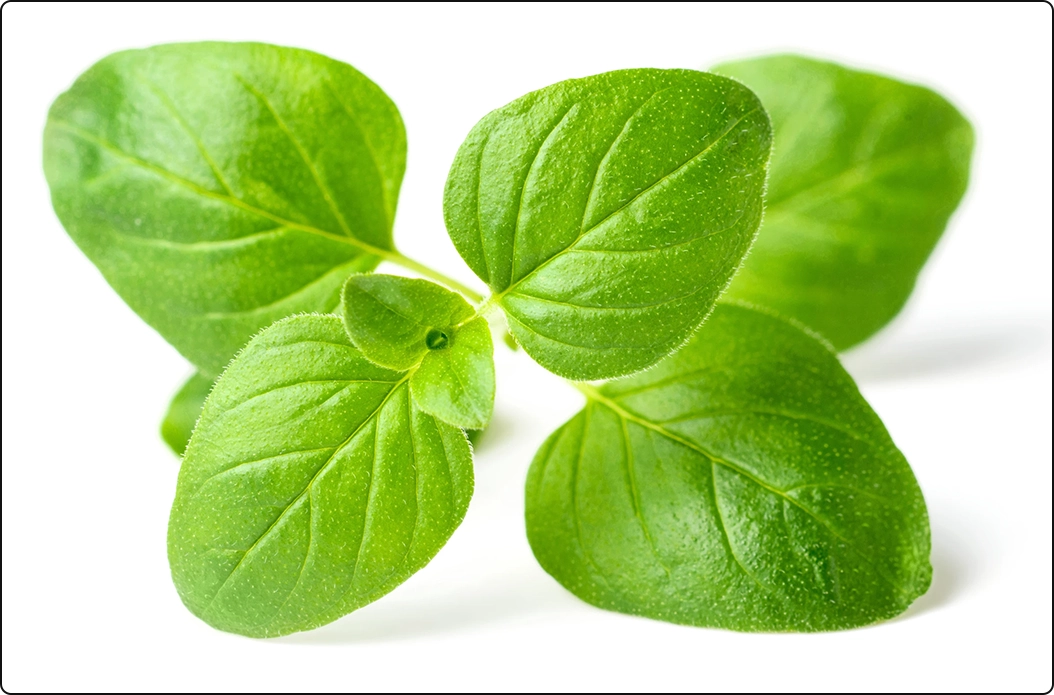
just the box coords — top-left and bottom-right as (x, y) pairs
(491, 106), (761, 305)
(233, 73), (356, 239)
(764, 142), (951, 218)
(51, 119), (392, 260)
(580, 386), (911, 597)
(199, 373), (411, 617)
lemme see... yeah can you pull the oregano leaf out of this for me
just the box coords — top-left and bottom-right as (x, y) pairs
(715, 55), (974, 349)
(410, 316), (495, 429)
(444, 69), (771, 380)
(160, 372), (214, 456)
(168, 314), (472, 637)
(44, 42), (405, 375)
(341, 274), (476, 370)
(341, 274), (495, 429)
(526, 303), (930, 631)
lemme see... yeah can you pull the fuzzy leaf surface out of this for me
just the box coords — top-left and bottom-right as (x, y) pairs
(526, 303), (931, 631)
(168, 315), (472, 637)
(410, 317), (495, 429)
(44, 42), (404, 375)
(342, 275), (495, 428)
(341, 274), (475, 370)
(445, 69), (771, 379)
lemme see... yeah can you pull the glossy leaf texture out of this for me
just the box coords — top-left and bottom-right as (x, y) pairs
(161, 372), (214, 456)
(526, 303), (930, 631)
(168, 315), (473, 637)
(44, 42), (405, 375)
(716, 55), (974, 350)
(445, 69), (771, 379)
(342, 274), (495, 428)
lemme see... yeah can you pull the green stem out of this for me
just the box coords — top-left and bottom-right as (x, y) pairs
(383, 250), (485, 304)
(572, 381), (602, 400)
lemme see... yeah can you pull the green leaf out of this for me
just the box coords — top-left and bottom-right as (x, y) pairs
(44, 42), (405, 375)
(168, 314), (473, 638)
(160, 372), (214, 456)
(715, 55), (974, 350)
(341, 274), (476, 370)
(410, 317), (495, 429)
(342, 274), (495, 428)
(444, 69), (771, 380)
(526, 303), (930, 631)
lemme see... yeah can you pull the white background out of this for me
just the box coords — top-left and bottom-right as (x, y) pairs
(2, 2), (1051, 692)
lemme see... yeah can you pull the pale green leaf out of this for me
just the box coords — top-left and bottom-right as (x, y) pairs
(341, 274), (495, 429)
(715, 55), (974, 349)
(341, 274), (475, 370)
(168, 315), (472, 638)
(526, 303), (930, 631)
(444, 69), (771, 379)
(44, 42), (405, 375)
(410, 317), (495, 429)
(160, 372), (213, 456)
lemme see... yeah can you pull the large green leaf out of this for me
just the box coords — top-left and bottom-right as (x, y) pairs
(341, 274), (495, 428)
(715, 55), (974, 349)
(444, 69), (771, 380)
(160, 372), (214, 456)
(526, 303), (930, 631)
(44, 42), (405, 375)
(168, 315), (472, 637)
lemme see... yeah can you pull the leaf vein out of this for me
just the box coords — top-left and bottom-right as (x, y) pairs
(509, 101), (579, 286)
(584, 388), (913, 597)
(233, 74), (355, 239)
(494, 105), (761, 302)
(199, 376), (409, 616)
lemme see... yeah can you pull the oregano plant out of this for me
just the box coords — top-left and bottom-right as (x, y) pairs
(44, 43), (972, 637)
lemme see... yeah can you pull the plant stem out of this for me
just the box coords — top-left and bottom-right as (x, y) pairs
(571, 381), (602, 400)
(384, 250), (485, 304)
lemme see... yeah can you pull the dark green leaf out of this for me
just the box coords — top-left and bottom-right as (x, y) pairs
(168, 315), (472, 637)
(526, 303), (930, 631)
(44, 42), (405, 375)
(160, 372), (214, 456)
(715, 55), (974, 349)
(444, 69), (771, 379)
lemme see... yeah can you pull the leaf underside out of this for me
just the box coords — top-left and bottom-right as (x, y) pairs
(168, 315), (472, 637)
(716, 54), (974, 350)
(445, 68), (772, 380)
(526, 303), (931, 631)
(44, 42), (405, 375)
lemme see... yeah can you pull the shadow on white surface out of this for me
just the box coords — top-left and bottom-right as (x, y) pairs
(464, 409), (517, 457)
(844, 317), (1051, 384)
(277, 572), (576, 645)
(891, 508), (993, 625)
(894, 538), (968, 621)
